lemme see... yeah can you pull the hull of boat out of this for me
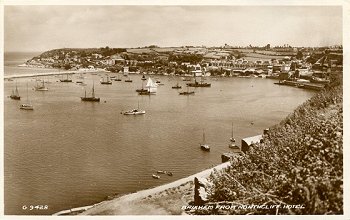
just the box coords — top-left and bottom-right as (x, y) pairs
(60, 79), (72, 82)
(179, 92), (195, 95)
(138, 91), (155, 95)
(10, 96), (21, 100)
(81, 97), (100, 102)
(187, 83), (211, 87)
(123, 111), (146, 115)
(200, 145), (210, 151)
(35, 87), (48, 91)
(20, 104), (33, 110)
(136, 89), (148, 92)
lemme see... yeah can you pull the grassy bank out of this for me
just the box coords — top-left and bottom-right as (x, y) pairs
(202, 72), (343, 215)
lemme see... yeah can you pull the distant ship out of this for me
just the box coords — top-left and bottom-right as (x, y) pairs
(100, 76), (112, 85)
(172, 83), (182, 89)
(125, 77), (133, 83)
(187, 77), (211, 87)
(138, 77), (158, 95)
(10, 82), (21, 100)
(20, 82), (33, 110)
(34, 80), (49, 91)
(81, 83), (100, 102)
(60, 74), (72, 82)
(229, 122), (239, 149)
(122, 102), (145, 115)
(136, 79), (147, 92)
(179, 86), (194, 95)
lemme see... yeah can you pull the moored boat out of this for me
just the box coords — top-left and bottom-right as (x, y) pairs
(10, 82), (21, 100)
(187, 79), (211, 87)
(122, 109), (146, 115)
(20, 82), (33, 110)
(34, 80), (49, 91)
(81, 83), (100, 102)
(100, 75), (112, 85)
(229, 122), (239, 149)
(125, 78), (133, 82)
(60, 74), (72, 82)
(152, 174), (160, 179)
(179, 86), (194, 95)
(200, 130), (210, 151)
(172, 83), (182, 89)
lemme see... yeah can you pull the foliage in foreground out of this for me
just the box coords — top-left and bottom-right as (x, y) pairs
(205, 73), (343, 215)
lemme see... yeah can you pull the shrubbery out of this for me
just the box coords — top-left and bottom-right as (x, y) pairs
(203, 72), (343, 215)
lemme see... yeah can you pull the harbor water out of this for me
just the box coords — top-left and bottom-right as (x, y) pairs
(4, 52), (315, 215)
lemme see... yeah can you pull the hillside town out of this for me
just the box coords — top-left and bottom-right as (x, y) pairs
(24, 44), (343, 82)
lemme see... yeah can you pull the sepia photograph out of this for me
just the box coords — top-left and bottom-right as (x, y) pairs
(1, 0), (348, 218)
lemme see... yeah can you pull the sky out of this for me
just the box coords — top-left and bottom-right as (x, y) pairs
(4, 5), (343, 52)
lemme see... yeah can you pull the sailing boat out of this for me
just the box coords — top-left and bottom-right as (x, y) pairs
(114, 74), (122, 81)
(122, 101), (146, 115)
(200, 130), (210, 151)
(100, 75), (112, 85)
(172, 82), (182, 89)
(20, 82), (33, 110)
(81, 82), (100, 102)
(125, 77), (133, 82)
(179, 86), (194, 95)
(229, 122), (238, 149)
(34, 80), (49, 91)
(141, 74), (147, 81)
(136, 79), (147, 92)
(10, 81), (21, 100)
(187, 71), (211, 87)
(60, 74), (72, 82)
(139, 77), (158, 95)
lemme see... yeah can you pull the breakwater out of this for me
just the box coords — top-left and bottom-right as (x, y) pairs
(4, 69), (104, 79)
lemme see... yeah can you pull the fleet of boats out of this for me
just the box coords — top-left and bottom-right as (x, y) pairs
(8, 73), (246, 180)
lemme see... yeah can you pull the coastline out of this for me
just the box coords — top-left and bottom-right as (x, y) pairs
(53, 161), (231, 215)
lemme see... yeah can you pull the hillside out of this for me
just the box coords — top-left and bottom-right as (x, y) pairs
(201, 72), (343, 215)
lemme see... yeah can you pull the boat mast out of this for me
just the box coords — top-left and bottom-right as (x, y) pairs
(203, 129), (205, 143)
(231, 122), (234, 138)
(26, 81), (30, 103)
(92, 82), (95, 98)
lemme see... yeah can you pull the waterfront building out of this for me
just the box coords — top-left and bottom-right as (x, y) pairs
(241, 135), (263, 153)
(190, 64), (203, 77)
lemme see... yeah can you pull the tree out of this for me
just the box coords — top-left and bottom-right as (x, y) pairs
(64, 63), (71, 70)
(296, 51), (303, 60)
